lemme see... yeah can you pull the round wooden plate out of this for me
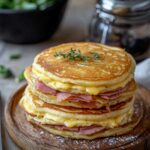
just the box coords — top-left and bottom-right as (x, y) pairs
(5, 84), (150, 150)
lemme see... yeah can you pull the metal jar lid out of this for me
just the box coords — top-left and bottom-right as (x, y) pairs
(97, 0), (150, 17)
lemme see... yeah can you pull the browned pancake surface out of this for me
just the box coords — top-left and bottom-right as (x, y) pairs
(34, 42), (133, 81)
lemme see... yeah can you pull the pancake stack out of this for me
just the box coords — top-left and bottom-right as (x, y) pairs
(20, 42), (142, 140)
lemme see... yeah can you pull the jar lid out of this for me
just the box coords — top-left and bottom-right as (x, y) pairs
(98, 0), (150, 17)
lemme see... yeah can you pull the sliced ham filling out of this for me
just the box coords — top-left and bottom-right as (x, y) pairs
(99, 84), (129, 100)
(57, 92), (93, 103)
(50, 125), (106, 135)
(36, 80), (129, 102)
(36, 80), (93, 102)
(36, 80), (57, 96)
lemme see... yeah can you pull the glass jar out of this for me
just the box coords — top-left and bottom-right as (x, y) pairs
(89, 0), (150, 62)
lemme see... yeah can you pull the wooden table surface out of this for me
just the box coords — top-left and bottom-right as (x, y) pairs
(0, 0), (149, 149)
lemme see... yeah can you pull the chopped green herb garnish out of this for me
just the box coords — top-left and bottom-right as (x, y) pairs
(10, 53), (21, 60)
(0, 65), (13, 78)
(54, 52), (67, 59)
(90, 52), (100, 60)
(54, 49), (91, 61)
(16, 72), (25, 82)
(67, 49), (91, 61)
(54, 49), (100, 61)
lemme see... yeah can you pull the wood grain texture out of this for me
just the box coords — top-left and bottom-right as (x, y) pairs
(4, 84), (150, 150)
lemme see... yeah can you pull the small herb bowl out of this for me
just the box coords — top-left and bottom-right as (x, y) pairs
(0, 0), (68, 44)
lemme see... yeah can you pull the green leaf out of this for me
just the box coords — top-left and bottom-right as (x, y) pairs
(90, 52), (100, 60)
(0, 65), (13, 78)
(16, 72), (25, 82)
(9, 53), (21, 60)
(54, 49), (100, 61)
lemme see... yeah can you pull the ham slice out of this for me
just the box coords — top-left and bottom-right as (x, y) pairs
(52, 125), (79, 132)
(36, 80), (93, 102)
(51, 125), (105, 135)
(99, 84), (129, 100)
(36, 80), (129, 102)
(36, 80), (57, 96)
(57, 92), (93, 103)
(79, 126), (105, 135)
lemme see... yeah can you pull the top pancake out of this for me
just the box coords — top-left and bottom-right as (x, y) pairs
(33, 42), (135, 85)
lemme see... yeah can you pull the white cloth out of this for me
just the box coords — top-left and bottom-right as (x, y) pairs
(135, 58), (150, 89)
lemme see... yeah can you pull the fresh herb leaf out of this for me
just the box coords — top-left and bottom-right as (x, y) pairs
(90, 52), (100, 60)
(54, 49), (91, 61)
(16, 72), (25, 82)
(54, 52), (67, 58)
(54, 49), (100, 61)
(0, 65), (13, 78)
(54, 52), (60, 57)
(80, 55), (91, 61)
(9, 53), (21, 60)
(67, 49), (78, 60)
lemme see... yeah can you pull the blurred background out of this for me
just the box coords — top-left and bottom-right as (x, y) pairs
(0, 0), (150, 149)
(0, 0), (95, 100)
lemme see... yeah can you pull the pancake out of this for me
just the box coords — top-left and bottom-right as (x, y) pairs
(25, 66), (135, 96)
(20, 92), (134, 129)
(26, 99), (143, 140)
(19, 42), (141, 140)
(24, 66), (136, 104)
(31, 42), (136, 95)
(25, 84), (135, 109)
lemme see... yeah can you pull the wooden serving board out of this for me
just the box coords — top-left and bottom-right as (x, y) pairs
(4, 85), (150, 150)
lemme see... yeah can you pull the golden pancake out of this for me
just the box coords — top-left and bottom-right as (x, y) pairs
(33, 42), (135, 83)
(26, 99), (143, 140)
(25, 83), (135, 109)
(25, 66), (136, 95)
(20, 93), (134, 128)
(30, 43), (136, 94)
